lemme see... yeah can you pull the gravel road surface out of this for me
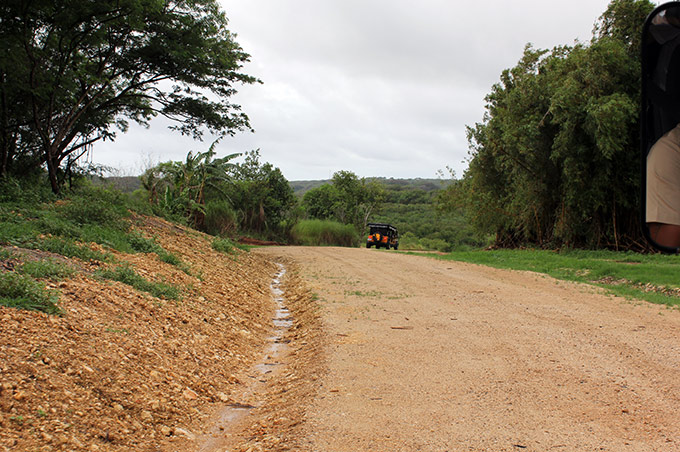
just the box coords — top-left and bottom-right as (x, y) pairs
(255, 246), (680, 452)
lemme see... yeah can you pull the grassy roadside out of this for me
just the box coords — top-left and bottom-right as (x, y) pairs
(417, 249), (680, 307)
(0, 181), (234, 313)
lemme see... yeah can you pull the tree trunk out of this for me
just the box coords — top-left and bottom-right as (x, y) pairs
(45, 146), (60, 194)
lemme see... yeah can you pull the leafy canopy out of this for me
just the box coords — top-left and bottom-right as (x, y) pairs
(0, 0), (258, 192)
(445, 0), (654, 249)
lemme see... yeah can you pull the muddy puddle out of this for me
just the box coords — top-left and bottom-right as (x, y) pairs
(198, 264), (292, 451)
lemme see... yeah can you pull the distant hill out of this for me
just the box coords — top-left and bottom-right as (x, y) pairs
(290, 178), (450, 197)
(103, 176), (452, 196)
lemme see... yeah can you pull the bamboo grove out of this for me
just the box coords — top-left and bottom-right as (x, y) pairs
(443, 0), (655, 250)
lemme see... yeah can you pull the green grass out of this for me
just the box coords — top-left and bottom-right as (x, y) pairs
(97, 265), (181, 301)
(0, 182), (191, 271)
(428, 249), (680, 307)
(0, 251), (72, 314)
(291, 219), (359, 247)
(0, 180), (192, 312)
(211, 237), (248, 255)
(35, 237), (111, 262)
(19, 258), (75, 279)
(0, 272), (61, 315)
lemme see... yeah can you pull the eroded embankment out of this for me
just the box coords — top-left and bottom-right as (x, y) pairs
(0, 216), (325, 452)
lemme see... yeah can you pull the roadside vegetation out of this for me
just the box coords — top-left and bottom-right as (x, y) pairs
(426, 249), (680, 307)
(0, 179), (211, 313)
(291, 220), (359, 247)
(438, 0), (656, 250)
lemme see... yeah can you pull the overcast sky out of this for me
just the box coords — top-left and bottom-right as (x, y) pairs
(92, 0), (634, 181)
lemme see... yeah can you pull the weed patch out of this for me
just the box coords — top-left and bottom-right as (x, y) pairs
(291, 220), (359, 247)
(36, 237), (111, 262)
(0, 272), (61, 314)
(212, 237), (242, 254)
(19, 258), (75, 279)
(97, 265), (181, 300)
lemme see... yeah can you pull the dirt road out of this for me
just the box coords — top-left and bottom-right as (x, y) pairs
(255, 246), (680, 452)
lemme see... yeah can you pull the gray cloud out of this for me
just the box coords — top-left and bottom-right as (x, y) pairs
(92, 0), (619, 180)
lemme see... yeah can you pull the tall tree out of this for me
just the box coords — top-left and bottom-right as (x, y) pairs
(0, 0), (258, 193)
(452, 0), (654, 249)
(224, 150), (296, 235)
(143, 142), (239, 228)
(303, 171), (385, 232)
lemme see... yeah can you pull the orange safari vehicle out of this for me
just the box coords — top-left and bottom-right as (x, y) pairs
(366, 223), (399, 250)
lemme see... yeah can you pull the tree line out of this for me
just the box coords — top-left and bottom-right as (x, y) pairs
(439, 0), (655, 250)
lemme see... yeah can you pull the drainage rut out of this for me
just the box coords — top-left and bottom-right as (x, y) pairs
(197, 263), (293, 451)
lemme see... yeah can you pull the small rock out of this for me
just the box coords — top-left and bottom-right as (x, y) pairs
(182, 388), (198, 400)
(112, 403), (124, 412)
(13, 391), (27, 401)
(174, 427), (196, 441)
(159, 425), (173, 436)
(217, 392), (230, 403)
(140, 410), (153, 422)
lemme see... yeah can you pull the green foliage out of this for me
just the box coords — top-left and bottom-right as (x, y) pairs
(0, 272), (61, 315)
(225, 150), (297, 238)
(125, 232), (191, 274)
(294, 177), (487, 251)
(302, 171), (385, 232)
(398, 233), (453, 253)
(0, 177), (55, 205)
(302, 184), (341, 220)
(455, 0), (655, 250)
(434, 248), (680, 307)
(142, 148), (296, 240)
(142, 142), (240, 229)
(0, 182), (195, 271)
(127, 232), (160, 254)
(0, 0), (258, 193)
(19, 259), (75, 280)
(211, 237), (241, 254)
(36, 237), (111, 262)
(59, 186), (131, 230)
(291, 220), (359, 247)
(97, 265), (181, 301)
(204, 200), (238, 236)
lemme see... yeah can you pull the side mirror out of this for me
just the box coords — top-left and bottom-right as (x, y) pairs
(641, 2), (680, 252)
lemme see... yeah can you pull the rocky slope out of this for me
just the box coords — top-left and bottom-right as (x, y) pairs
(0, 216), (323, 452)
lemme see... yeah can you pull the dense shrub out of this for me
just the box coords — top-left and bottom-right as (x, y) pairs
(291, 220), (359, 247)
(0, 272), (61, 315)
(204, 200), (238, 236)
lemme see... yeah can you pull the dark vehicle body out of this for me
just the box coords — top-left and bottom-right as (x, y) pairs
(366, 223), (399, 250)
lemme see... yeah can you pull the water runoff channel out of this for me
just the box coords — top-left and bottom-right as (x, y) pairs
(198, 263), (293, 451)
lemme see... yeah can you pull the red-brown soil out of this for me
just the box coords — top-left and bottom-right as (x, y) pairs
(0, 217), (322, 452)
